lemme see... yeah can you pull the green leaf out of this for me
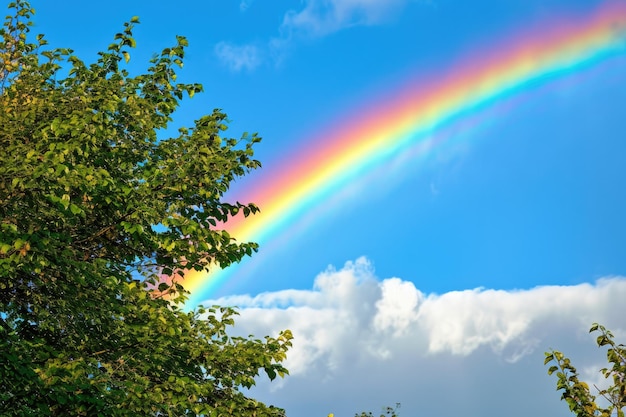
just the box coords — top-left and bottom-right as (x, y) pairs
(544, 353), (554, 365)
(60, 194), (70, 209)
(598, 335), (609, 346)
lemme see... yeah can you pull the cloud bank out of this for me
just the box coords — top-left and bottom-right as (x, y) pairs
(206, 257), (626, 416)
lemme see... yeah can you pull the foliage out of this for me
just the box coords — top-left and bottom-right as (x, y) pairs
(545, 323), (625, 417)
(0, 1), (291, 415)
(353, 403), (401, 417)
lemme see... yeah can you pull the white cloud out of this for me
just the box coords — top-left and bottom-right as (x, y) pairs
(373, 277), (422, 336)
(216, 0), (423, 71)
(279, 0), (408, 39)
(214, 41), (262, 72)
(205, 258), (626, 416)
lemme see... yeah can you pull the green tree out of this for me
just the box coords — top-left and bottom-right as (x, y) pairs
(545, 323), (625, 417)
(0, 1), (291, 415)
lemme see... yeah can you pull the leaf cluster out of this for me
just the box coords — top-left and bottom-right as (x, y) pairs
(353, 404), (401, 417)
(0, 1), (289, 415)
(545, 323), (625, 417)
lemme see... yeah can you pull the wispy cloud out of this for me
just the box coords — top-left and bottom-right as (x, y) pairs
(214, 41), (262, 72)
(239, 0), (254, 12)
(278, 0), (408, 39)
(207, 258), (626, 416)
(216, 0), (417, 71)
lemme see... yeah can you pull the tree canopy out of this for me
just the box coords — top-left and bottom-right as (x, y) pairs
(0, 1), (291, 415)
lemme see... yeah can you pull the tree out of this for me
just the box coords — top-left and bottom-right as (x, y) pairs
(545, 323), (625, 417)
(0, 1), (292, 415)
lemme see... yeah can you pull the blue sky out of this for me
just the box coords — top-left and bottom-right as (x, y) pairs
(30, 1), (626, 416)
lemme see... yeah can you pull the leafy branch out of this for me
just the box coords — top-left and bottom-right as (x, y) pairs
(545, 323), (625, 417)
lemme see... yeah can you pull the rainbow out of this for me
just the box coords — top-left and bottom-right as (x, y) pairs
(183, 1), (626, 307)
